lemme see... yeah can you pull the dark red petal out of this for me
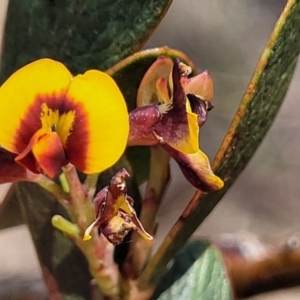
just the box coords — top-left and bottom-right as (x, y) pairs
(187, 94), (212, 126)
(162, 143), (224, 193)
(128, 104), (161, 147)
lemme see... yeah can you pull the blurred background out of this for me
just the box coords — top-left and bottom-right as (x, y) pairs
(1, 0), (300, 299)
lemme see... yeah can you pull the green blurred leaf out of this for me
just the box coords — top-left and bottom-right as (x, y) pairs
(0, 0), (172, 82)
(139, 0), (300, 288)
(17, 182), (93, 300)
(108, 47), (197, 184)
(153, 240), (233, 300)
(0, 185), (23, 230)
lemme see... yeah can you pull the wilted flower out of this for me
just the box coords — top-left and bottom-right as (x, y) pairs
(128, 58), (224, 193)
(0, 59), (129, 178)
(84, 169), (152, 245)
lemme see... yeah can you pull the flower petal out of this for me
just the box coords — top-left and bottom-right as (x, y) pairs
(128, 104), (161, 147)
(0, 59), (71, 153)
(31, 132), (66, 178)
(182, 70), (214, 102)
(83, 216), (100, 241)
(154, 60), (199, 154)
(84, 169), (153, 244)
(65, 70), (129, 174)
(16, 128), (66, 178)
(137, 56), (173, 107)
(187, 94), (212, 127)
(100, 214), (136, 245)
(126, 205), (153, 242)
(162, 143), (224, 193)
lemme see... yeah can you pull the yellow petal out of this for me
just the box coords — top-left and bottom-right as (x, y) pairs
(177, 149), (224, 192)
(0, 59), (72, 153)
(114, 195), (153, 243)
(65, 70), (129, 174)
(186, 110), (200, 152)
(166, 110), (199, 155)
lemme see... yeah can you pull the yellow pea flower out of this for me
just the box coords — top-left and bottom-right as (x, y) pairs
(0, 59), (129, 178)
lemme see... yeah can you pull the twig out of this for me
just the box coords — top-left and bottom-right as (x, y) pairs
(84, 173), (100, 200)
(214, 232), (300, 298)
(61, 164), (93, 225)
(123, 146), (170, 278)
(139, 146), (170, 233)
(137, 190), (202, 290)
(50, 164), (122, 297)
(74, 234), (121, 297)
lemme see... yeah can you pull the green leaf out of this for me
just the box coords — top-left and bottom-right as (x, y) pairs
(0, 185), (23, 230)
(153, 240), (233, 300)
(138, 0), (300, 289)
(107, 47), (198, 184)
(0, 0), (172, 82)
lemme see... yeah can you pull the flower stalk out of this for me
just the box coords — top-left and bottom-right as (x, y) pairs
(57, 164), (122, 297)
(123, 145), (170, 278)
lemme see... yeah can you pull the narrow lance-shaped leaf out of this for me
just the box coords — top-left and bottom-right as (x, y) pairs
(0, 0), (172, 82)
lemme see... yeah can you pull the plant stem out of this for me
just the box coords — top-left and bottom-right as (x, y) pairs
(123, 146), (170, 278)
(84, 173), (100, 200)
(74, 234), (121, 297)
(58, 164), (121, 297)
(137, 190), (202, 289)
(216, 232), (300, 298)
(140, 146), (170, 232)
(61, 164), (92, 226)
